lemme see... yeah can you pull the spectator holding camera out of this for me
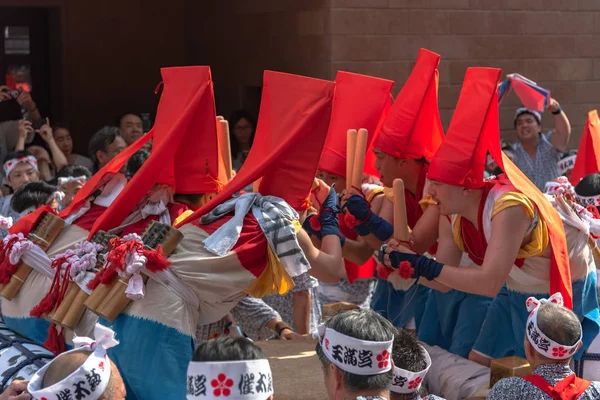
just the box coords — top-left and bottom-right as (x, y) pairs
(15, 119), (68, 181)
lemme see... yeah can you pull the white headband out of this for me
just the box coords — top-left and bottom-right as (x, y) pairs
(187, 359), (273, 400)
(515, 107), (542, 124)
(321, 327), (394, 376)
(3, 155), (38, 176)
(58, 175), (88, 187)
(557, 155), (577, 175)
(28, 324), (119, 400)
(575, 193), (600, 207)
(525, 293), (582, 360)
(390, 345), (431, 394)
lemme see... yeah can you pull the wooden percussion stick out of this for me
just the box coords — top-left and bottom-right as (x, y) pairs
(393, 179), (409, 241)
(346, 129), (357, 191)
(351, 129), (368, 190)
(216, 115), (224, 121)
(218, 120), (233, 181)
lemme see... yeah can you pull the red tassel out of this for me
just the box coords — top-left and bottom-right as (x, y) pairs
(143, 244), (170, 272)
(30, 290), (57, 318)
(43, 323), (66, 356)
(309, 215), (321, 231)
(344, 213), (357, 228)
(0, 236), (21, 283)
(398, 261), (415, 280)
(30, 255), (71, 318)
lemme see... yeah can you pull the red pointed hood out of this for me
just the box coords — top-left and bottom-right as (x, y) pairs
(176, 71), (335, 227)
(318, 71), (393, 178)
(429, 68), (502, 188)
(373, 48), (444, 160)
(89, 66), (218, 238)
(570, 110), (600, 185)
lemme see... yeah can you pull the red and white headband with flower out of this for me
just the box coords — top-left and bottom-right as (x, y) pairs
(3, 155), (38, 176)
(557, 155), (577, 176)
(58, 175), (88, 187)
(186, 359), (273, 400)
(28, 323), (119, 400)
(390, 345), (431, 394)
(575, 193), (600, 208)
(525, 293), (582, 360)
(320, 327), (394, 376)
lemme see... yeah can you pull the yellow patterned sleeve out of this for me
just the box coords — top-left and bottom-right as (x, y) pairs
(491, 192), (548, 258)
(366, 187), (385, 203)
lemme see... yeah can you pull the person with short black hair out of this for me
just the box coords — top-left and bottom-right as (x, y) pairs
(316, 308), (395, 400)
(11, 181), (60, 215)
(88, 126), (126, 170)
(0, 150), (40, 222)
(487, 294), (600, 399)
(125, 148), (149, 179)
(187, 337), (274, 399)
(229, 110), (256, 171)
(510, 98), (572, 190)
(575, 173), (600, 214)
(117, 113), (144, 146)
(56, 165), (91, 209)
(389, 329), (443, 400)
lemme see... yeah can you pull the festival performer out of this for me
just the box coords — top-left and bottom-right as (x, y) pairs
(187, 337), (274, 400)
(95, 70), (346, 400)
(487, 294), (600, 399)
(383, 67), (600, 367)
(315, 308), (396, 400)
(27, 323), (126, 400)
(311, 70), (393, 308)
(341, 48), (445, 331)
(390, 329), (444, 400)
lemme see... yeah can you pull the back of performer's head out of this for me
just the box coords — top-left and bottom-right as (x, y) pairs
(575, 172), (600, 213)
(316, 308), (395, 400)
(42, 350), (126, 400)
(189, 337), (274, 400)
(390, 329), (430, 400)
(193, 337), (266, 362)
(125, 148), (150, 179)
(11, 181), (59, 214)
(525, 301), (582, 365)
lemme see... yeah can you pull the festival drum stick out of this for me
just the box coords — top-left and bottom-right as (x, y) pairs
(393, 179), (409, 241)
(253, 178), (262, 193)
(51, 282), (79, 323)
(346, 129), (357, 191)
(351, 129), (368, 189)
(0, 212), (65, 300)
(218, 120), (233, 181)
(216, 116), (224, 121)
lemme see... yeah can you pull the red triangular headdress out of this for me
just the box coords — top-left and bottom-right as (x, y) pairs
(318, 71), (393, 178)
(89, 66), (218, 237)
(372, 48), (444, 160)
(570, 110), (600, 185)
(176, 71), (335, 226)
(431, 67), (573, 308)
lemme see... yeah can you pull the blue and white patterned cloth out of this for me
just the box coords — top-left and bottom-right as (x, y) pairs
(317, 278), (375, 309)
(510, 131), (562, 191)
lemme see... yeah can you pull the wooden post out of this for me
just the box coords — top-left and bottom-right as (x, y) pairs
(346, 129), (357, 191)
(218, 119), (233, 182)
(351, 128), (368, 189)
(393, 179), (409, 241)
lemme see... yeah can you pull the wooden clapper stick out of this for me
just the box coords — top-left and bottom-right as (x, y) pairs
(217, 118), (233, 182)
(346, 128), (368, 192)
(386, 178), (415, 291)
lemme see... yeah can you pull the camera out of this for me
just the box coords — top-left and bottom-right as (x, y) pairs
(0, 88), (20, 100)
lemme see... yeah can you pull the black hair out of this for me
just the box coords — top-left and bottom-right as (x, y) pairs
(316, 309), (395, 394)
(116, 112), (143, 127)
(88, 126), (122, 166)
(193, 337), (266, 362)
(126, 149), (150, 178)
(11, 181), (58, 213)
(57, 165), (92, 180)
(174, 193), (204, 207)
(3, 150), (34, 165)
(228, 109), (257, 156)
(537, 303), (582, 349)
(575, 173), (600, 197)
(0, 98), (22, 123)
(390, 329), (428, 399)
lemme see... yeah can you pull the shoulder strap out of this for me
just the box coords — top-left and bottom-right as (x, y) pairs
(523, 374), (592, 400)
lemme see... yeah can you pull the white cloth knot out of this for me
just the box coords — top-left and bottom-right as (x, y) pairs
(73, 323), (119, 353)
(526, 292), (564, 312)
(123, 251), (147, 300)
(74, 240), (103, 255)
(122, 233), (143, 243)
(70, 253), (98, 283)
(0, 216), (13, 229)
(8, 239), (33, 265)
